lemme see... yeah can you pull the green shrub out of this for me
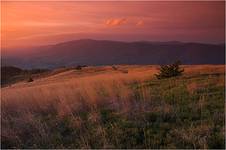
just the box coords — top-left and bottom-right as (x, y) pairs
(155, 61), (184, 79)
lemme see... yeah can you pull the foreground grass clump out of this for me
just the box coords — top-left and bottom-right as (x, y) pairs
(1, 66), (225, 149)
(155, 61), (184, 79)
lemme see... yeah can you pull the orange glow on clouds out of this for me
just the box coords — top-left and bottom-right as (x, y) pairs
(136, 20), (144, 26)
(1, 1), (225, 48)
(105, 18), (127, 26)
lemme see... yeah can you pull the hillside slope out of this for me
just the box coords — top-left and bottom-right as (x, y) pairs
(1, 65), (225, 149)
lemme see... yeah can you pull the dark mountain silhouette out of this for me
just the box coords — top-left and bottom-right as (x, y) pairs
(2, 39), (225, 69)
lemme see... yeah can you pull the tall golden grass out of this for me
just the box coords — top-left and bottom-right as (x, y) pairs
(1, 65), (225, 148)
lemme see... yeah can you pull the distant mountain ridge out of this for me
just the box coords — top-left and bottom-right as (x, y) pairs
(2, 39), (225, 69)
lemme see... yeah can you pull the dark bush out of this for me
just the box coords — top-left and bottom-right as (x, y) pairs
(27, 77), (34, 82)
(121, 70), (128, 74)
(81, 65), (88, 68)
(75, 65), (82, 70)
(155, 60), (184, 79)
(75, 65), (87, 70)
(112, 66), (118, 70)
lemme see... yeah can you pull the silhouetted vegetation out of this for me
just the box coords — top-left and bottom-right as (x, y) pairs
(75, 65), (87, 70)
(1, 66), (24, 86)
(155, 60), (184, 79)
(75, 65), (82, 70)
(112, 65), (118, 70)
(121, 69), (128, 74)
(27, 77), (34, 82)
(81, 65), (88, 68)
(1, 66), (49, 86)
(1, 66), (23, 76)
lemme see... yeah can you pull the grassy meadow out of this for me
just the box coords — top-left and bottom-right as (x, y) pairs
(1, 65), (225, 149)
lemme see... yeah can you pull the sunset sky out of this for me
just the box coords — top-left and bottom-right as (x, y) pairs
(1, 1), (225, 48)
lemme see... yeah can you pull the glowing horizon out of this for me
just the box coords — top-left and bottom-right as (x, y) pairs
(1, 1), (225, 48)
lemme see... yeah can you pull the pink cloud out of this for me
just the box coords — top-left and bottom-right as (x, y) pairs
(136, 20), (144, 26)
(105, 18), (127, 26)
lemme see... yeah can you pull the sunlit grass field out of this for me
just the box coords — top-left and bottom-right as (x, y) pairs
(1, 65), (225, 149)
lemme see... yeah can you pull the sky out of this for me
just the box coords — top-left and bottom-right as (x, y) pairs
(1, 1), (225, 48)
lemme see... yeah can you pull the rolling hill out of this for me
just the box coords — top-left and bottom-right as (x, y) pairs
(2, 39), (225, 69)
(1, 65), (225, 148)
